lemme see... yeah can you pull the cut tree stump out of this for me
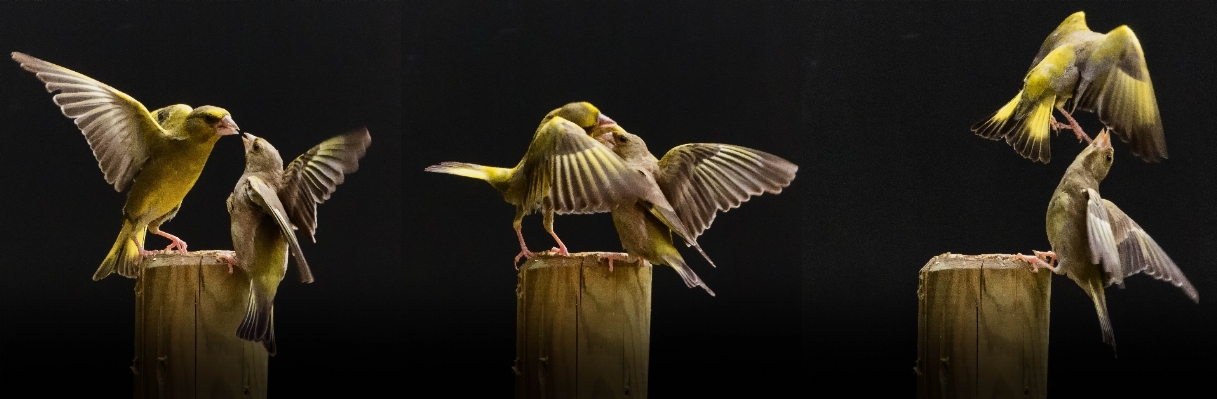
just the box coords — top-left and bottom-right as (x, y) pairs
(515, 252), (651, 399)
(133, 250), (268, 399)
(915, 253), (1051, 399)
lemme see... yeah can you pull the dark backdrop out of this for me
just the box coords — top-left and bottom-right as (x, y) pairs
(809, 1), (1216, 396)
(407, 1), (807, 396)
(0, 3), (401, 396)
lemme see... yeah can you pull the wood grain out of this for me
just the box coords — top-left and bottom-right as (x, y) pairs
(915, 253), (1050, 399)
(133, 250), (268, 399)
(516, 252), (652, 399)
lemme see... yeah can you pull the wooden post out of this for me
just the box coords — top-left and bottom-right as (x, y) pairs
(915, 253), (1051, 399)
(514, 252), (651, 399)
(132, 250), (268, 399)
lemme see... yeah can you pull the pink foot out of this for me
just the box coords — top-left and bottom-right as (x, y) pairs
(596, 252), (631, 272)
(216, 253), (237, 274)
(1013, 252), (1059, 273)
(514, 249), (536, 270)
(155, 230), (188, 254)
(139, 249), (158, 257)
(1056, 106), (1092, 144)
(548, 232), (570, 256)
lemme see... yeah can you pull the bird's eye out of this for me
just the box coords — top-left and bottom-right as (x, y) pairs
(203, 114), (219, 123)
(1105, 154), (1113, 162)
(616, 134), (626, 143)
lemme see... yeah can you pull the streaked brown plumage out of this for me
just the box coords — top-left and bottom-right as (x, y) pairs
(1022, 130), (1196, 354)
(593, 125), (798, 295)
(226, 129), (371, 355)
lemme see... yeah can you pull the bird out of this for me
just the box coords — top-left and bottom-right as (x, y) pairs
(224, 129), (371, 355)
(12, 52), (240, 280)
(424, 106), (623, 267)
(592, 125), (798, 296)
(1017, 130), (1197, 355)
(972, 11), (1167, 163)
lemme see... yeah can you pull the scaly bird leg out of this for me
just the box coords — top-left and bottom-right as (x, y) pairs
(1056, 106), (1092, 144)
(1013, 252), (1059, 273)
(1050, 116), (1068, 135)
(216, 253), (237, 274)
(153, 230), (188, 254)
(595, 252), (632, 272)
(542, 209), (570, 256)
(513, 211), (537, 270)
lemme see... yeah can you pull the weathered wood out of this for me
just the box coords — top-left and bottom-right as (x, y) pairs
(133, 250), (268, 399)
(515, 252), (651, 399)
(915, 253), (1051, 399)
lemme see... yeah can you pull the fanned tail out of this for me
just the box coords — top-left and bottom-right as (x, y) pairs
(237, 285), (277, 356)
(95, 220), (144, 280)
(971, 91), (1055, 163)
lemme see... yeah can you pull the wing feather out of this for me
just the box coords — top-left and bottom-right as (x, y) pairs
(656, 144), (797, 240)
(1074, 26), (1167, 162)
(1101, 199), (1198, 302)
(246, 176), (313, 283)
(282, 128), (372, 243)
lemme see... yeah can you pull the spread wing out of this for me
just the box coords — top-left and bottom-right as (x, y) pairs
(245, 175), (313, 283)
(12, 52), (166, 191)
(1100, 198), (1199, 302)
(518, 117), (647, 215)
(1073, 26), (1167, 162)
(1084, 188), (1122, 281)
(654, 144), (797, 240)
(282, 128), (372, 243)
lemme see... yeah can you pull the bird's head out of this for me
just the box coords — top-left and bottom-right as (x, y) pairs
(1080, 129), (1115, 181)
(240, 132), (284, 173)
(186, 106), (240, 139)
(594, 125), (650, 160)
(542, 102), (616, 133)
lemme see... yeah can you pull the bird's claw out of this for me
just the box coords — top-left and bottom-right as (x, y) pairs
(514, 249), (536, 270)
(216, 253), (237, 274)
(155, 231), (189, 254)
(1013, 252), (1059, 273)
(596, 252), (631, 272)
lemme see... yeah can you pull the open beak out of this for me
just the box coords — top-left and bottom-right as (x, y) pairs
(597, 113), (616, 127)
(1093, 128), (1112, 150)
(217, 115), (240, 136)
(241, 132), (257, 149)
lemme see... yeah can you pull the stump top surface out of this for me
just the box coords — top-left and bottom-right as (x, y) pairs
(143, 250), (235, 268)
(921, 253), (1029, 272)
(522, 251), (649, 270)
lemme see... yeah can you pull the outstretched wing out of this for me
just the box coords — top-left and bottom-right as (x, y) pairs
(654, 143), (797, 240)
(245, 175), (313, 283)
(518, 117), (647, 215)
(1084, 188), (1122, 280)
(12, 52), (166, 191)
(1074, 26), (1167, 162)
(282, 128), (372, 243)
(1097, 196), (1198, 302)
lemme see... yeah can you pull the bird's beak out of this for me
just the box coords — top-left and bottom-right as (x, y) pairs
(597, 113), (616, 127)
(1093, 129), (1112, 150)
(217, 115), (240, 136)
(241, 132), (257, 149)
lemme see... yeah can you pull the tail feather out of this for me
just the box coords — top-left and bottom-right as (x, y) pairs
(237, 286), (277, 356)
(1085, 278), (1117, 357)
(972, 92), (1055, 163)
(662, 254), (715, 297)
(95, 220), (144, 280)
(424, 162), (498, 181)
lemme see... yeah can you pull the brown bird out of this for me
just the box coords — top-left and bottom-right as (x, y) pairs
(12, 52), (239, 280)
(593, 125), (798, 295)
(225, 130), (371, 355)
(1019, 130), (1197, 354)
(425, 114), (633, 267)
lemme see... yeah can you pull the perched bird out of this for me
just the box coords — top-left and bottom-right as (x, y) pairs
(424, 110), (623, 267)
(12, 52), (240, 280)
(225, 130), (371, 355)
(593, 125), (798, 296)
(973, 11), (1166, 163)
(1019, 130), (1197, 354)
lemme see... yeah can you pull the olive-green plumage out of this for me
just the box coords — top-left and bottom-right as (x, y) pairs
(1041, 130), (1196, 354)
(593, 125), (798, 295)
(423, 103), (619, 266)
(12, 52), (240, 280)
(228, 130), (371, 355)
(973, 11), (1167, 163)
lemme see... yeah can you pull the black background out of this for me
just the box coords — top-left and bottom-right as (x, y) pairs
(2, 1), (1215, 397)
(0, 2), (401, 396)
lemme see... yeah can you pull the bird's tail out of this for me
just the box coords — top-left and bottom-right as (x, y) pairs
(971, 91), (1054, 163)
(650, 205), (718, 268)
(424, 162), (512, 185)
(660, 253), (715, 297)
(95, 220), (145, 280)
(237, 286), (277, 356)
(1083, 278), (1117, 357)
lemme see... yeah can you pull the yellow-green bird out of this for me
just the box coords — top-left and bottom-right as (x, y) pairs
(1019, 130), (1196, 354)
(973, 11), (1166, 163)
(592, 125), (798, 296)
(225, 130), (371, 355)
(424, 104), (620, 267)
(12, 52), (240, 280)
